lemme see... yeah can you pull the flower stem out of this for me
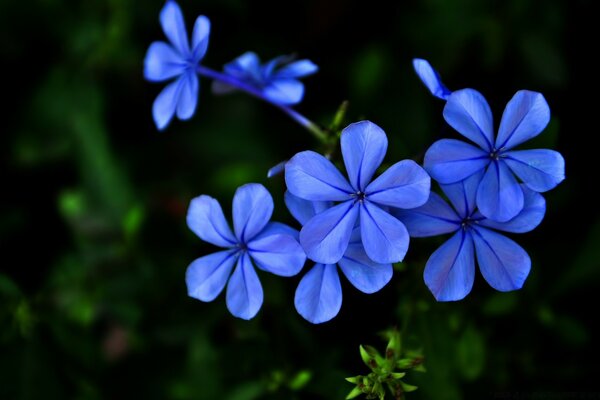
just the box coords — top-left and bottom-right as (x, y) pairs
(196, 65), (328, 143)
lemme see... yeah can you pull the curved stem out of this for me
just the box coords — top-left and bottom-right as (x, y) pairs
(196, 65), (328, 143)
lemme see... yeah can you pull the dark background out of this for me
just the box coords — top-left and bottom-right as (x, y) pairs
(1, 0), (597, 399)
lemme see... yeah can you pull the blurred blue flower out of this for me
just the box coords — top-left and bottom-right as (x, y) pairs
(285, 121), (431, 265)
(144, 1), (210, 130)
(285, 192), (392, 324)
(393, 171), (546, 301)
(424, 89), (565, 222)
(413, 58), (451, 100)
(186, 183), (306, 320)
(212, 52), (318, 105)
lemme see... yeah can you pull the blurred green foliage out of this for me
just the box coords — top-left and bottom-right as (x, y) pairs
(1, 0), (596, 399)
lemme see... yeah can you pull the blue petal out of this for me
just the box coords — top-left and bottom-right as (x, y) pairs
(338, 244), (393, 293)
(503, 149), (565, 192)
(424, 139), (489, 184)
(477, 185), (546, 233)
(267, 160), (287, 178)
(365, 159), (430, 209)
(232, 183), (273, 243)
(392, 193), (460, 237)
(248, 234), (306, 277)
(424, 231), (475, 301)
(471, 226), (531, 292)
(186, 195), (236, 247)
(226, 252), (263, 320)
(439, 169), (485, 217)
(176, 72), (199, 120)
(284, 191), (332, 225)
(341, 121), (388, 191)
(253, 222), (299, 241)
(224, 52), (261, 81)
(285, 151), (353, 201)
(160, 0), (190, 56)
(263, 79), (304, 105)
(152, 78), (181, 130)
(495, 90), (551, 150)
(294, 264), (342, 324)
(360, 202), (409, 264)
(274, 60), (319, 79)
(186, 250), (238, 301)
(477, 161), (524, 222)
(443, 89), (494, 151)
(191, 15), (210, 62)
(300, 201), (359, 264)
(144, 41), (185, 82)
(412, 58), (451, 100)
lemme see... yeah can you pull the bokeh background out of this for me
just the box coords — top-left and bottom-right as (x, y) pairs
(1, 0), (597, 398)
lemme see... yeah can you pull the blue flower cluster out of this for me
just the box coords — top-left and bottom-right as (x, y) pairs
(144, 3), (565, 323)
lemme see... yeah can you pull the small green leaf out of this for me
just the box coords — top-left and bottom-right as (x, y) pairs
(400, 381), (418, 392)
(346, 386), (363, 399)
(390, 372), (406, 380)
(346, 376), (362, 384)
(288, 370), (312, 390)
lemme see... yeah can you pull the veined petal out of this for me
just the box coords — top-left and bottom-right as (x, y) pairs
(496, 90), (551, 150)
(477, 161), (524, 222)
(472, 226), (531, 292)
(263, 79), (304, 105)
(253, 222), (299, 241)
(226, 252), (263, 320)
(144, 41), (185, 82)
(366, 159), (430, 209)
(186, 250), (238, 301)
(300, 201), (359, 264)
(424, 231), (475, 301)
(160, 0), (190, 56)
(248, 234), (306, 277)
(392, 192), (460, 237)
(503, 149), (565, 192)
(440, 169), (485, 217)
(424, 139), (489, 184)
(232, 183), (273, 242)
(360, 202), (409, 264)
(285, 151), (353, 201)
(338, 244), (393, 293)
(477, 185), (546, 233)
(443, 89), (494, 151)
(412, 58), (451, 100)
(191, 15), (210, 62)
(176, 72), (199, 120)
(284, 191), (332, 225)
(186, 195), (236, 247)
(275, 60), (319, 79)
(152, 77), (182, 130)
(341, 121), (388, 191)
(294, 264), (342, 324)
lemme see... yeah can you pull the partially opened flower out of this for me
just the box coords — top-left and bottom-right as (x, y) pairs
(424, 89), (565, 222)
(186, 183), (306, 320)
(285, 120), (431, 265)
(393, 171), (546, 301)
(213, 52), (318, 105)
(412, 58), (451, 100)
(285, 192), (392, 324)
(144, 0), (210, 130)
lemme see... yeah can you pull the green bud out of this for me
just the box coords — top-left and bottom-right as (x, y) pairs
(346, 386), (363, 399)
(400, 382), (418, 393)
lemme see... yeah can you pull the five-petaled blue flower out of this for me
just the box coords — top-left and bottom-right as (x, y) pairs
(144, 0), (210, 130)
(186, 183), (306, 320)
(393, 171), (546, 301)
(285, 120), (431, 265)
(212, 52), (318, 105)
(412, 58), (451, 100)
(424, 88), (565, 222)
(285, 192), (392, 324)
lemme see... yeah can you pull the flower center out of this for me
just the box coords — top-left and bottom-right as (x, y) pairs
(236, 242), (248, 252)
(461, 217), (476, 230)
(351, 191), (367, 203)
(489, 148), (505, 161)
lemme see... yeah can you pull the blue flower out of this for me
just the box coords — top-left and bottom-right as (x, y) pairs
(285, 192), (392, 324)
(144, 1), (210, 130)
(412, 58), (451, 100)
(185, 183), (306, 320)
(393, 171), (546, 301)
(212, 52), (318, 105)
(285, 120), (431, 265)
(424, 89), (565, 222)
